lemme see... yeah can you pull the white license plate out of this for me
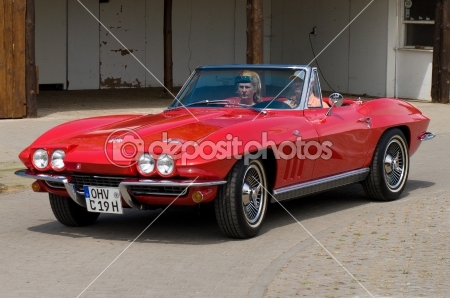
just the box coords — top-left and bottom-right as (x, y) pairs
(84, 186), (123, 214)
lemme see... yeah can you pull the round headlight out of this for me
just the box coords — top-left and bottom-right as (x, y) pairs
(51, 149), (65, 170)
(33, 149), (48, 169)
(157, 154), (174, 175)
(138, 153), (155, 175)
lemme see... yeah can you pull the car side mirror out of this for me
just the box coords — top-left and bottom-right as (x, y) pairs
(326, 93), (344, 116)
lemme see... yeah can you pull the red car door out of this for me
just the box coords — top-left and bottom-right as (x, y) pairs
(304, 103), (372, 180)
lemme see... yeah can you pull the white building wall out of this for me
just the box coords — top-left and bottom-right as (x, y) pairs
(234, 0), (247, 65)
(348, 0), (388, 97)
(99, 1), (147, 88)
(394, 1), (433, 101)
(35, 0), (67, 88)
(170, 0), (271, 85)
(68, 0), (99, 90)
(35, 0), (432, 100)
(145, 0), (164, 87)
(386, 0), (398, 98)
(263, 0), (272, 64)
(309, 1), (351, 93)
(270, 0), (390, 97)
(397, 50), (433, 100)
(271, 0), (351, 93)
(36, 0), (272, 90)
(172, 0), (239, 85)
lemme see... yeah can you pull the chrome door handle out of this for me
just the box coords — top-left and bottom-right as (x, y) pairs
(357, 117), (371, 123)
(358, 117), (371, 128)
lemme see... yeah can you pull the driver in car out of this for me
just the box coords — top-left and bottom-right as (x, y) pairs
(235, 70), (261, 105)
(286, 74), (304, 108)
(287, 73), (329, 108)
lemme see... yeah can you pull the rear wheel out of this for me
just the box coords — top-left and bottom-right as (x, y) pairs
(363, 128), (409, 201)
(215, 158), (268, 238)
(49, 193), (100, 226)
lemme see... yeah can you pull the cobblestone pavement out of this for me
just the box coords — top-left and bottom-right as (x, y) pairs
(0, 92), (448, 297)
(264, 197), (449, 297)
(263, 105), (450, 298)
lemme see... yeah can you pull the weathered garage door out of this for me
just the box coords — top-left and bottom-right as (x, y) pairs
(100, 1), (146, 88)
(0, 0), (26, 118)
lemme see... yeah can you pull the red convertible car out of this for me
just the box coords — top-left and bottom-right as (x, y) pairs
(16, 65), (434, 238)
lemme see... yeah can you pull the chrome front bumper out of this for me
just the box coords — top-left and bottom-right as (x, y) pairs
(418, 132), (436, 141)
(15, 170), (226, 209)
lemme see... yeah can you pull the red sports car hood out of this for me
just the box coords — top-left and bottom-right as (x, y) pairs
(34, 109), (261, 151)
(20, 108), (290, 174)
(20, 109), (268, 173)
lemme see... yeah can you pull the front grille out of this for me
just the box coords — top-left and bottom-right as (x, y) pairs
(129, 185), (187, 197)
(45, 181), (65, 189)
(70, 175), (188, 197)
(72, 175), (125, 192)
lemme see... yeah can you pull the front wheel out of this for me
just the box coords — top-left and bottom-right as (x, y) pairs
(363, 128), (409, 201)
(215, 158), (268, 238)
(49, 193), (100, 226)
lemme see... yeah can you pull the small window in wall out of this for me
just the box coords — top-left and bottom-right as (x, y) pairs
(403, 0), (437, 48)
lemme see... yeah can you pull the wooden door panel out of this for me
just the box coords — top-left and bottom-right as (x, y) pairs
(0, 0), (26, 118)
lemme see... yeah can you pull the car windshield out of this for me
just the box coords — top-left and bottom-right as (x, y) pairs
(169, 67), (307, 110)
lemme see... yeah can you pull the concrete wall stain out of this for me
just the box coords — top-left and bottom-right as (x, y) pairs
(101, 77), (142, 88)
(110, 49), (134, 56)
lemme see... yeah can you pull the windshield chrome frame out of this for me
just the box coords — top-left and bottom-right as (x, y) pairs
(301, 67), (329, 110)
(168, 69), (199, 109)
(168, 65), (312, 111)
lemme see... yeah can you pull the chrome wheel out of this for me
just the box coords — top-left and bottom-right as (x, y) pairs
(242, 164), (266, 226)
(383, 138), (406, 190)
(215, 158), (268, 238)
(362, 128), (409, 201)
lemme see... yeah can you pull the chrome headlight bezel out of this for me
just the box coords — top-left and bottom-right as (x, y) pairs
(156, 154), (174, 176)
(51, 149), (66, 170)
(137, 153), (155, 175)
(32, 149), (49, 170)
